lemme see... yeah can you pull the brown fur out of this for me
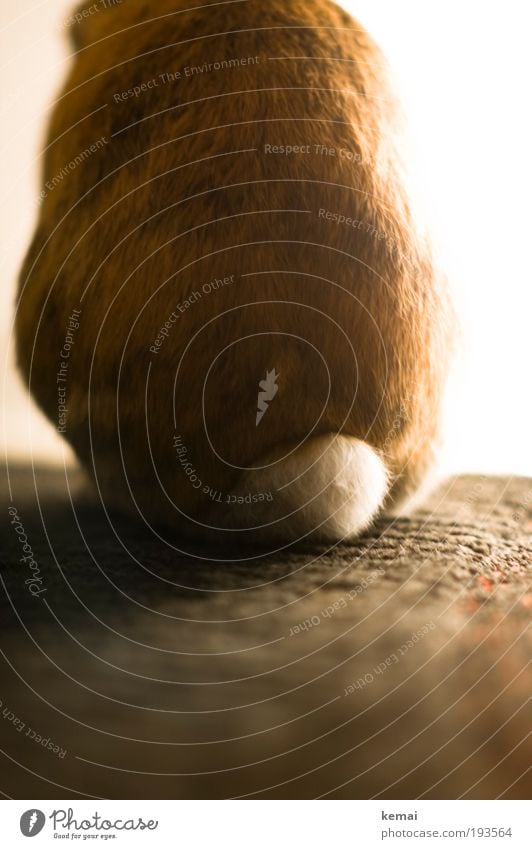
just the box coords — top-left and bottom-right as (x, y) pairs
(16, 0), (451, 538)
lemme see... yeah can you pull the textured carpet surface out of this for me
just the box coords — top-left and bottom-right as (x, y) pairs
(0, 465), (530, 799)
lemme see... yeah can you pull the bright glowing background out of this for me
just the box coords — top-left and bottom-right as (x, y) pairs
(1, 0), (531, 474)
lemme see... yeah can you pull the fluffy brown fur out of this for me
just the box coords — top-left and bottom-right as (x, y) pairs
(16, 0), (451, 542)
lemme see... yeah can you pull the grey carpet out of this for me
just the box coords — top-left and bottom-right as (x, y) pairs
(0, 465), (530, 798)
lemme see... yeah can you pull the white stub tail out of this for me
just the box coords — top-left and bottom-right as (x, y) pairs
(223, 433), (389, 544)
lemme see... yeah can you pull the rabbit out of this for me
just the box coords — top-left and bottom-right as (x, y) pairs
(16, 0), (452, 545)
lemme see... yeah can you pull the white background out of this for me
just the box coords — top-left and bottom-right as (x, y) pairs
(1, 0), (531, 476)
(1, 800), (530, 847)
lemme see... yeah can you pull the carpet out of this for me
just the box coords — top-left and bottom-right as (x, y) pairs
(1, 465), (530, 798)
